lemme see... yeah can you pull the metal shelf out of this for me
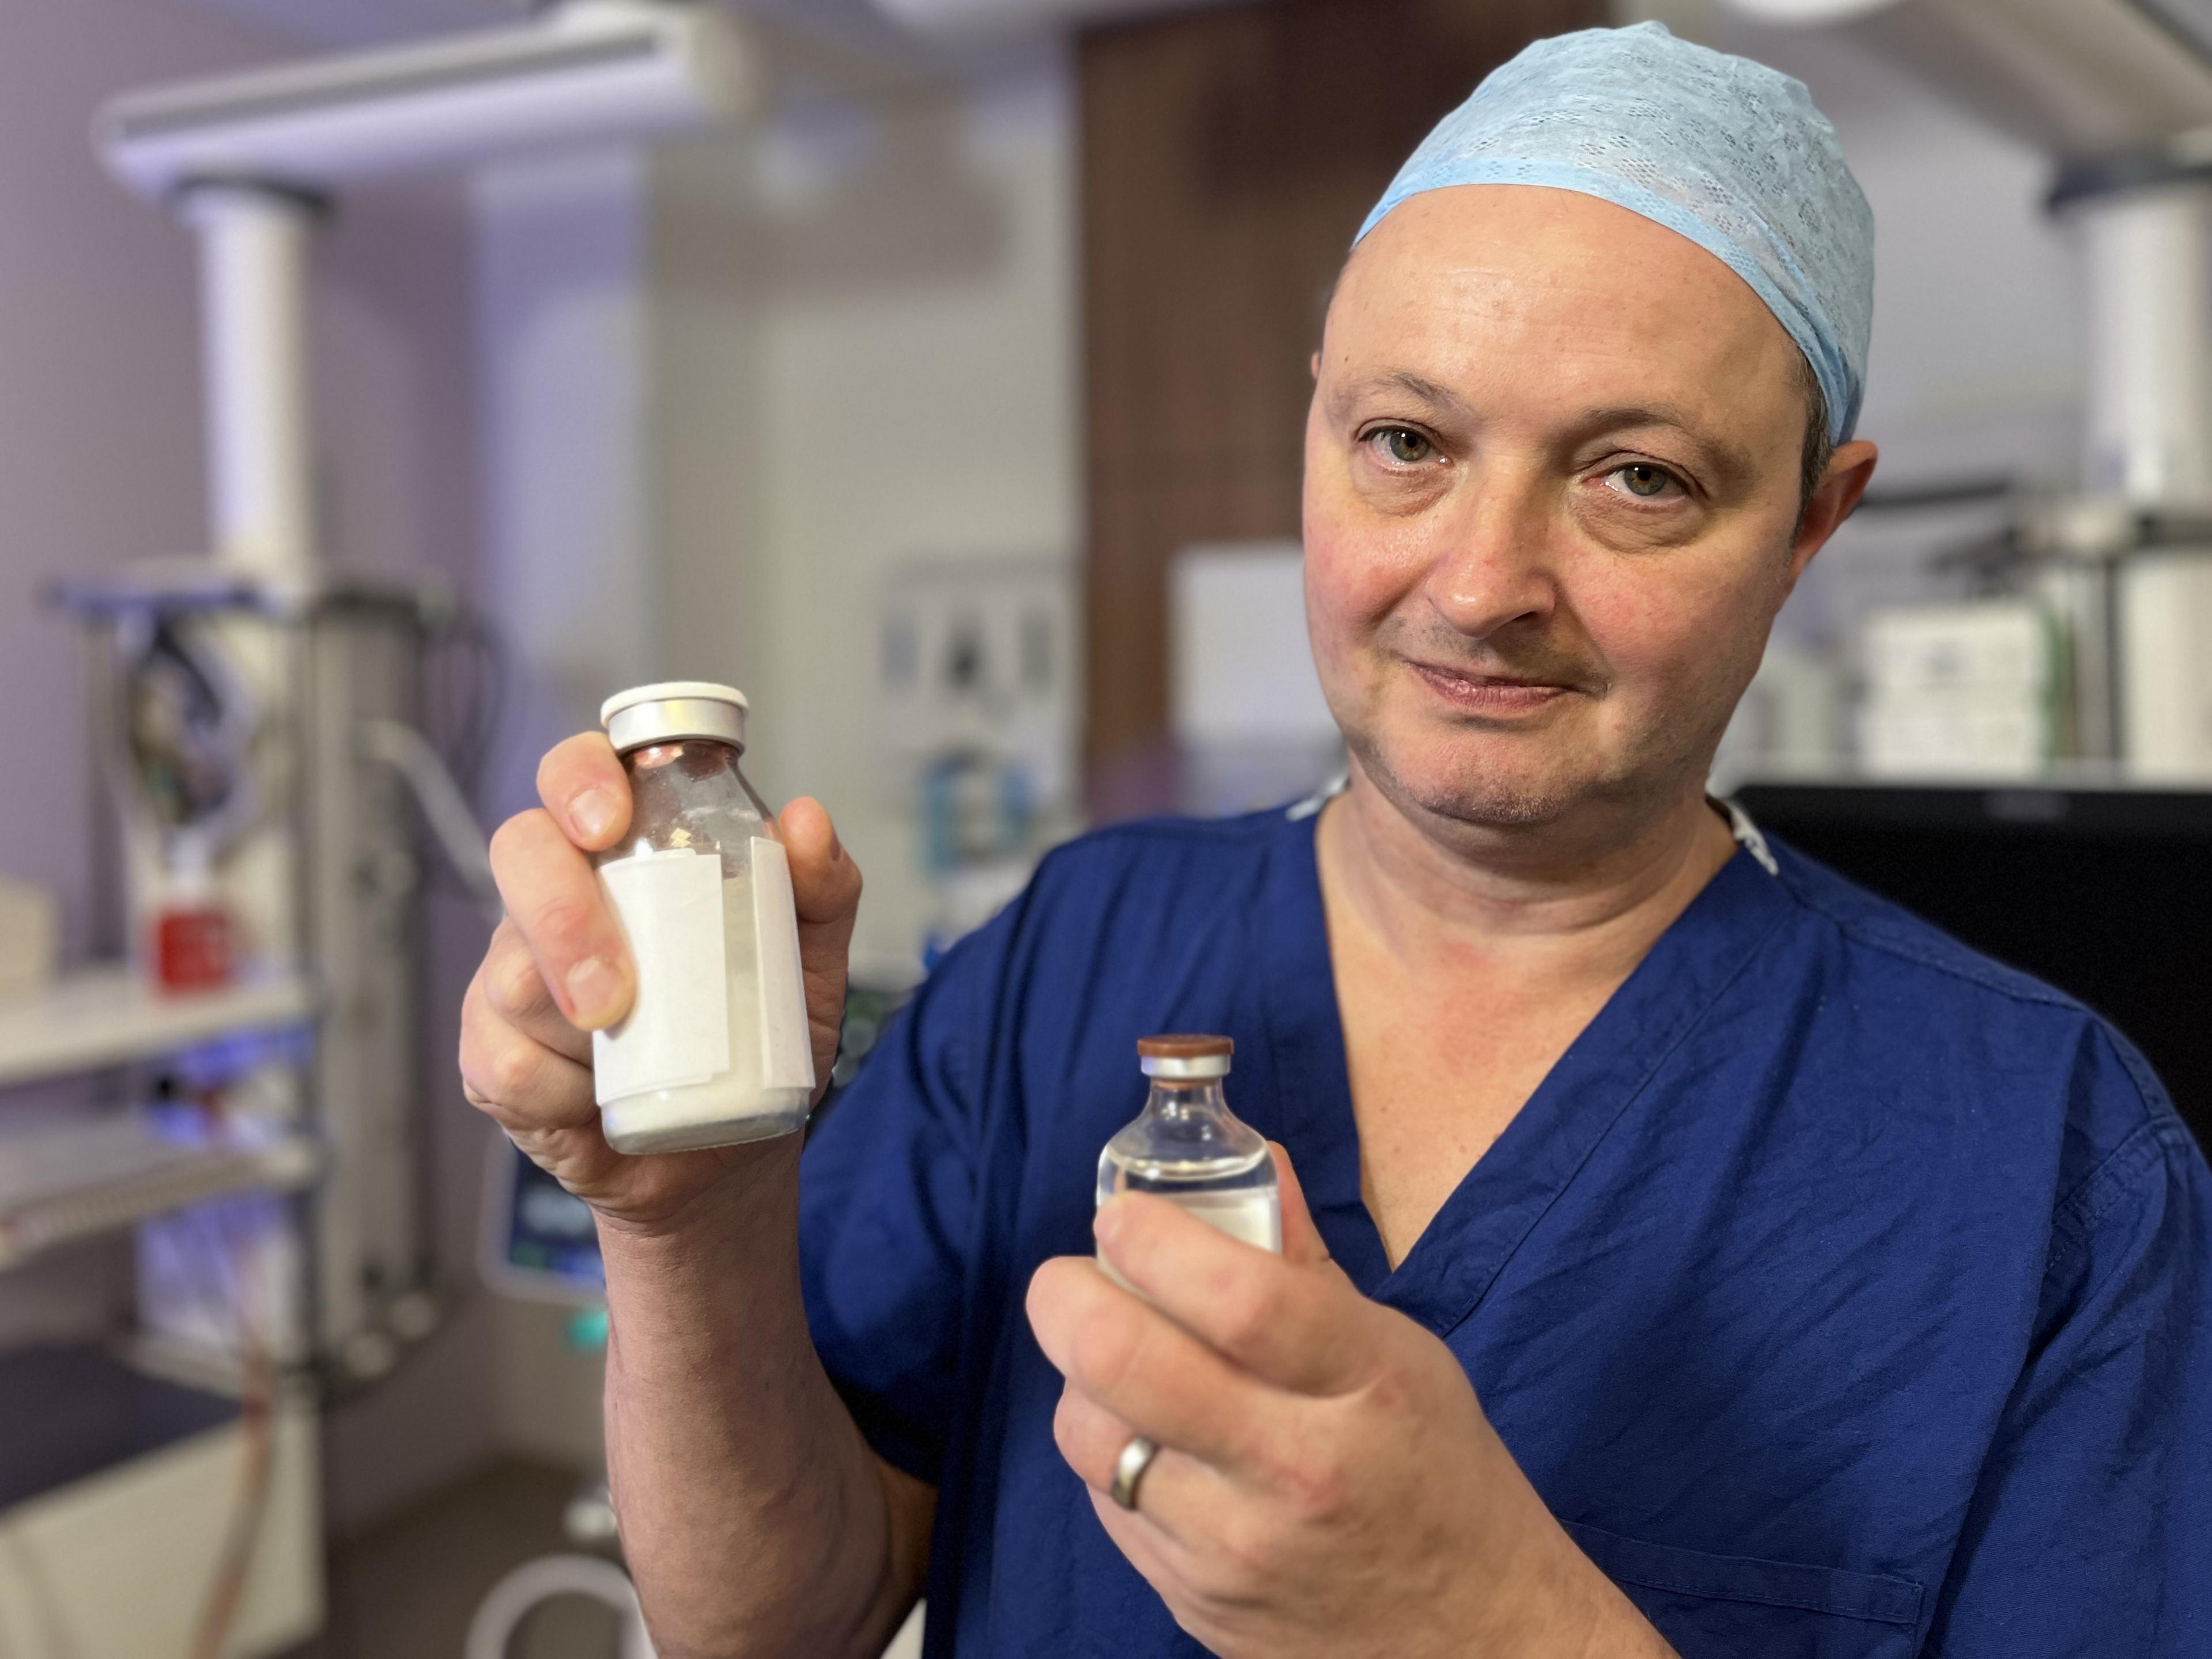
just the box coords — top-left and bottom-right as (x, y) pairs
(0, 1112), (319, 1270)
(0, 967), (315, 1092)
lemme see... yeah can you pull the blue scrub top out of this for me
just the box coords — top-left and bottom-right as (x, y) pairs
(798, 804), (2212, 1658)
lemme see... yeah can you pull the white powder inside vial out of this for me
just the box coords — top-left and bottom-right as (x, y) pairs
(599, 873), (809, 1154)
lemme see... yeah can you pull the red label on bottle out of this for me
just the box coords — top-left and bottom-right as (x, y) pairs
(155, 908), (233, 993)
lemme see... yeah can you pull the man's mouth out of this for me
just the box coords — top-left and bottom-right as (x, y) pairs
(1404, 660), (1575, 715)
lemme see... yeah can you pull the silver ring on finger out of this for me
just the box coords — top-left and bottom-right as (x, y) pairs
(1109, 1434), (1158, 1512)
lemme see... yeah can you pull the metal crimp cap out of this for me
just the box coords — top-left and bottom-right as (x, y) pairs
(1137, 1033), (1232, 1080)
(600, 680), (749, 755)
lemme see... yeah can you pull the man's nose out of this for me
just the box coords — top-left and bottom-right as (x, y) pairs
(1420, 464), (1560, 642)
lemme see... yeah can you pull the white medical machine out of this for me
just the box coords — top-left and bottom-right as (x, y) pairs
(1732, 0), (2212, 778)
(0, 6), (757, 1656)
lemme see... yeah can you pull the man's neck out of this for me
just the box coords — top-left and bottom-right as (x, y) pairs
(1315, 766), (1740, 981)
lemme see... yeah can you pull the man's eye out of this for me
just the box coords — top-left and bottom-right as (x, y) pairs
(1368, 427), (1435, 465)
(1605, 463), (1684, 501)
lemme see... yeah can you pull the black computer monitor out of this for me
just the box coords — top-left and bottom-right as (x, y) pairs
(1735, 782), (2212, 1156)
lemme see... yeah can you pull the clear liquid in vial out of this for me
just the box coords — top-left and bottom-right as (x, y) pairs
(1097, 1141), (1283, 1253)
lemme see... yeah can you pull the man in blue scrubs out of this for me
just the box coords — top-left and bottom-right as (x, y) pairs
(460, 24), (2212, 1658)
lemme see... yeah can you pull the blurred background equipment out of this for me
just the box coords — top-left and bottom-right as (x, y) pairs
(464, 1552), (654, 1659)
(54, 567), (446, 1380)
(1169, 544), (1342, 817)
(1856, 600), (2066, 777)
(1720, 0), (2212, 781)
(879, 556), (1079, 959)
(482, 1139), (607, 1311)
(97, 1), (756, 202)
(1, 3), (760, 1654)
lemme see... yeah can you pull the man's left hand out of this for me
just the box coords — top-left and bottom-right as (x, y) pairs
(1025, 1147), (1675, 1658)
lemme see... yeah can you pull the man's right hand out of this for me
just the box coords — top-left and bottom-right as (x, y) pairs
(459, 732), (863, 1234)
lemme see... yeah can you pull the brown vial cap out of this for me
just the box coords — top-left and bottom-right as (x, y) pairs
(1137, 1034), (1233, 1060)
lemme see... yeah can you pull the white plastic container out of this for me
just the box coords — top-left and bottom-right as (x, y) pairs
(590, 682), (815, 1155)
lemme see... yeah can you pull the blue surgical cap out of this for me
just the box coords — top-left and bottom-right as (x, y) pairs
(1355, 22), (1873, 447)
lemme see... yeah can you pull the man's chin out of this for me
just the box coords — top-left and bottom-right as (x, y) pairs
(1404, 777), (1582, 830)
(1351, 736), (1594, 830)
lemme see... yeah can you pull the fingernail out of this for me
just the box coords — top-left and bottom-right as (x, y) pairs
(565, 956), (623, 1026)
(570, 787), (618, 842)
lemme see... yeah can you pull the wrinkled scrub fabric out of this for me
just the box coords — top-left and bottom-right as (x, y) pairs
(800, 805), (2212, 1657)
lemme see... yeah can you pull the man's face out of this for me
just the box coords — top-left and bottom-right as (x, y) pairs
(1305, 185), (1835, 836)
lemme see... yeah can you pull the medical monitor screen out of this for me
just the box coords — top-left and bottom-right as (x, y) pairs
(483, 1142), (604, 1304)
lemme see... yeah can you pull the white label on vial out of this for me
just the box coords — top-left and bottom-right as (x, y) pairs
(749, 838), (817, 1093)
(593, 848), (731, 1104)
(1096, 1190), (1281, 1294)
(1174, 1191), (1283, 1253)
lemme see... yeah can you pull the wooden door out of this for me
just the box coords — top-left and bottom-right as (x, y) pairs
(1080, 0), (1605, 816)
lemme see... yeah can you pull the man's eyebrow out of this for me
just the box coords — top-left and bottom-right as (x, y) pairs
(1326, 370), (1472, 418)
(1574, 403), (1753, 478)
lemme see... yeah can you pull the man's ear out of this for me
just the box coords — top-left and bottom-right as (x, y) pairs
(1789, 439), (1879, 582)
(1310, 350), (1321, 381)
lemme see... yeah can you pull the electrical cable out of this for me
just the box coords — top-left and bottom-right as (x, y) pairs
(178, 1177), (279, 1659)
(377, 601), (512, 1377)
(184, 1348), (274, 1659)
(415, 606), (510, 923)
(359, 719), (502, 923)
(461, 611), (510, 790)
(425, 605), (509, 801)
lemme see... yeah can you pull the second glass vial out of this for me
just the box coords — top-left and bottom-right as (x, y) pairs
(1096, 1035), (1281, 1256)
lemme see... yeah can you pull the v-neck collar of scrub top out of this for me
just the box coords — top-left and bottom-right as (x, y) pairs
(1257, 802), (1798, 1338)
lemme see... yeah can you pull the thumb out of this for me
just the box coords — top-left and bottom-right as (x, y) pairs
(775, 796), (861, 1100)
(778, 796), (863, 931)
(1270, 1141), (1331, 1269)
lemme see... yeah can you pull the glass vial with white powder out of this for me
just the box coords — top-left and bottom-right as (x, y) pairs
(591, 682), (815, 1156)
(1097, 1036), (1281, 1263)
